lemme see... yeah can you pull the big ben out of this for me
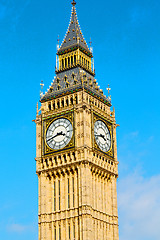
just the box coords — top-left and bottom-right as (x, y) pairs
(34, 1), (119, 239)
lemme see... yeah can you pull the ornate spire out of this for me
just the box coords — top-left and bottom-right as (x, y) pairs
(57, 1), (91, 55)
(40, 1), (111, 108)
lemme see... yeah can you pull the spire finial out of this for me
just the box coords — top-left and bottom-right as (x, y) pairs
(106, 84), (111, 101)
(106, 84), (111, 96)
(71, 0), (76, 6)
(89, 37), (93, 53)
(57, 35), (60, 50)
(57, 35), (60, 45)
(40, 80), (44, 98)
(89, 38), (92, 48)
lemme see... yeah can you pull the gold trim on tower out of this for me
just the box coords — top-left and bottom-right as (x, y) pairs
(42, 112), (74, 156)
(93, 113), (114, 158)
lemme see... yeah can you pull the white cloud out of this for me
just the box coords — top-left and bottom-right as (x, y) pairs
(7, 223), (31, 233)
(118, 172), (160, 240)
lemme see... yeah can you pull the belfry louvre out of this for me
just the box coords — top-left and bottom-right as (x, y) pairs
(34, 1), (119, 239)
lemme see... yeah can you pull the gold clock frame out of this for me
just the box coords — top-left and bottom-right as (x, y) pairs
(42, 112), (74, 156)
(92, 113), (114, 158)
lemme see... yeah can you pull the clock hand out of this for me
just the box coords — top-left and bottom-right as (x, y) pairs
(58, 131), (65, 136)
(47, 131), (65, 142)
(95, 134), (106, 141)
(101, 134), (106, 141)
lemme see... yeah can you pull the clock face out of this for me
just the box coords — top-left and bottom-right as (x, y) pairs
(94, 120), (111, 152)
(46, 118), (73, 150)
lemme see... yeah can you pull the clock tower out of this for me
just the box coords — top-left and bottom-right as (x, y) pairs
(35, 1), (119, 239)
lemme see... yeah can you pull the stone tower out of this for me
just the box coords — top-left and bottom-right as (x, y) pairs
(35, 1), (119, 239)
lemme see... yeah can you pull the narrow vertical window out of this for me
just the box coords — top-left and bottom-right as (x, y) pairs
(62, 99), (64, 107)
(58, 180), (61, 210)
(72, 177), (74, 207)
(54, 181), (56, 211)
(75, 95), (78, 104)
(48, 102), (51, 110)
(68, 178), (70, 208)
(68, 224), (71, 240)
(59, 226), (61, 240)
(66, 98), (69, 106)
(65, 58), (67, 68)
(71, 97), (73, 105)
(53, 102), (55, 110)
(54, 226), (56, 240)
(73, 224), (75, 239)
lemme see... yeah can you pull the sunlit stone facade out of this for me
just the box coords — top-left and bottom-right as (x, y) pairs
(35, 1), (119, 239)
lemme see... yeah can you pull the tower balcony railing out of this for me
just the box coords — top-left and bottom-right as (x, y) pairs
(55, 60), (95, 76)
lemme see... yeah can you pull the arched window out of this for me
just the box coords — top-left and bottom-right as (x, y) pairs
(66, 98), (69, 106)
(53, 102), (55, 110)
(48, 102), (51, 110)
(57, 101), (60, 108)
(68, 57), (70, 67)
(71, 56), (73, 66)
(65, 58), (67, 68)
(62, 59), (64, 68)
(75, 95), (78, 104)
(70, 96), (73, 105)
(62, 99), (64, 107)
(74, 55), (76, 65)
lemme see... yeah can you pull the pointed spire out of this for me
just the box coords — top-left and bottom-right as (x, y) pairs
(57, 1), (91, 55)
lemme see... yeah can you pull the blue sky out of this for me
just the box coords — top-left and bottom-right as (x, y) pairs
(0, 0), (160, 239)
